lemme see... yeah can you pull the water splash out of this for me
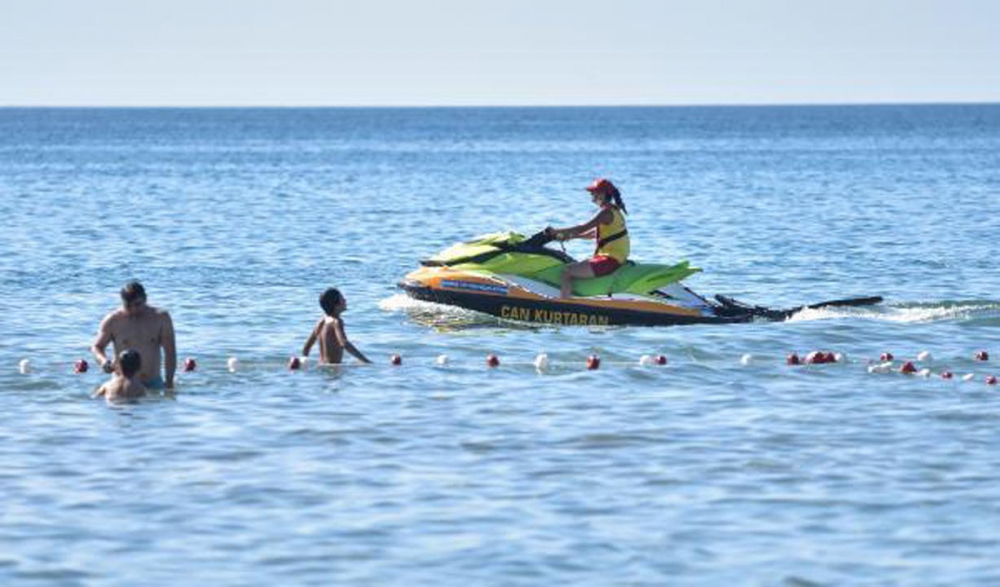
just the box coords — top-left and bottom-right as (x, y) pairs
(788, 301), (1000, 324)
(378, 293), (441, 313)
(379, 293), (497, 329)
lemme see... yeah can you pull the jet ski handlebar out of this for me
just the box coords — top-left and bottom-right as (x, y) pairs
(523, 228), (557, 248)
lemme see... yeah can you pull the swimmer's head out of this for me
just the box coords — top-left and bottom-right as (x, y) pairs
(319, 288), (345, 316)
(120, 280), (147, 313)
(117, 348), (142, 378)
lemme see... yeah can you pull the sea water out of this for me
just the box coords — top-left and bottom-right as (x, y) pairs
(1, 106), (999, 585)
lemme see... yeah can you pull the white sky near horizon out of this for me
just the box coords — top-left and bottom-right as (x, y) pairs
(2, 0), (999, 106)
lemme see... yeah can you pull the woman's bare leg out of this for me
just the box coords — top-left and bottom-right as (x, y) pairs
(560, 261), (596, 298)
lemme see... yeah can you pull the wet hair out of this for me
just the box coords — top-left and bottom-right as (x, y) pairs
(120, 280), (147, 304)
(319, 288), (344, 316)
(117, 348), (142, 378)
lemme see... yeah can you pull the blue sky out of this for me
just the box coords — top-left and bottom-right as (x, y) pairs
(2, 0), (998, 106)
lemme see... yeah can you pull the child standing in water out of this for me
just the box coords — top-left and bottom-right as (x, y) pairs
(302, 288), (372, 365)
(94, 349), (147, 401)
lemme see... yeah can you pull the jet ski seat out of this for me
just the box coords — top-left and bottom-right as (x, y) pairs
(534, 261), (702, 297)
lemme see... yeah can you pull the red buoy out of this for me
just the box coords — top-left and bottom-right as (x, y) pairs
(900, 361), (917, 374)
(987, 375), (998, 386)
(586, 355), (601, 370)
(390, 354), (402, 366)
(823, 351), (837, 364)
(975, 350), (989, 362)
(73, 359), (89, 374)
(183, 357), (197, 372)
(288, 356), (302, 370)
(940, 371), (954, 380)
(786, 353), (801, 366)
(654, 355), (668, 365)
(805, 351), (828, 365)
(880, 352), (894, 362)
(486, 354), (500, 368)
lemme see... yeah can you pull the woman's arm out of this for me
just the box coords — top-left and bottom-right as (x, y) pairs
(552, 208), (612, 240)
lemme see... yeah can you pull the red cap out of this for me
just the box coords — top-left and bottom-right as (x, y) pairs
(585, 178), (616, 195)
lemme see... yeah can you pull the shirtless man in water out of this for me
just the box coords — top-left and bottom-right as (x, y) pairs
(91, 281), (177, 389)
(302, 288), (371, 365)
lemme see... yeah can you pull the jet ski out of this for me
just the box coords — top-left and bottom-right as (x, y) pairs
(398, 230), (882, 327)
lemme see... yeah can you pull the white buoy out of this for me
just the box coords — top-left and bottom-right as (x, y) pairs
(227, 357), (240, 373)
(834, 352), (846, 363)
(740, 354), (753, 366)
(868, 363), (892, 374)
(868, 362), (893, 374)
(436, 354), (449, 365)
(18, 359), (32, 374)
(639, 355), (654, 366)
(533, 353), (550, 372)
(962, 373), (975, 382)
(917, 351), (933, 363)
(917, 368), (932, 378)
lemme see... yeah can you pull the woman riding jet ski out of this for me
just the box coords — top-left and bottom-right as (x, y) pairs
(399, 179), (881, 327)
(548, 178), (631, 298)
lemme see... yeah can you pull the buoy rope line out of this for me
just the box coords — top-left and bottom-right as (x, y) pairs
(14, 350), (997, 384)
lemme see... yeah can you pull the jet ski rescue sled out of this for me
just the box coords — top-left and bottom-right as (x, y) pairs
(399, 231), (882, 327)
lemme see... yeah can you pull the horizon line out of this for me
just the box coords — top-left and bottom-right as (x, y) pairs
(2, 99), (1000, 109)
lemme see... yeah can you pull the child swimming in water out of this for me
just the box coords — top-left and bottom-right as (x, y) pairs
(94, 348), (147, 401)
(302, 288), (372, 365)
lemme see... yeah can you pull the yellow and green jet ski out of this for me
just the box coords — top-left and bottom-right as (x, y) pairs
(399, 230), (882, 327)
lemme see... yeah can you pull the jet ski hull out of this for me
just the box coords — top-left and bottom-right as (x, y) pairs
(401, 282), (751, 326)
(399, 268), (746, 326)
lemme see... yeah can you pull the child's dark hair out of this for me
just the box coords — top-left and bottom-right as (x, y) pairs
(319, 288), (343, 316)
(118, 349), (142, 378)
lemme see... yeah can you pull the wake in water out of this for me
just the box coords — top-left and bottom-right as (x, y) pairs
(788, 300), (1000, 325)
(379, 293), (510, 329)
(379, 293), (478, 319)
